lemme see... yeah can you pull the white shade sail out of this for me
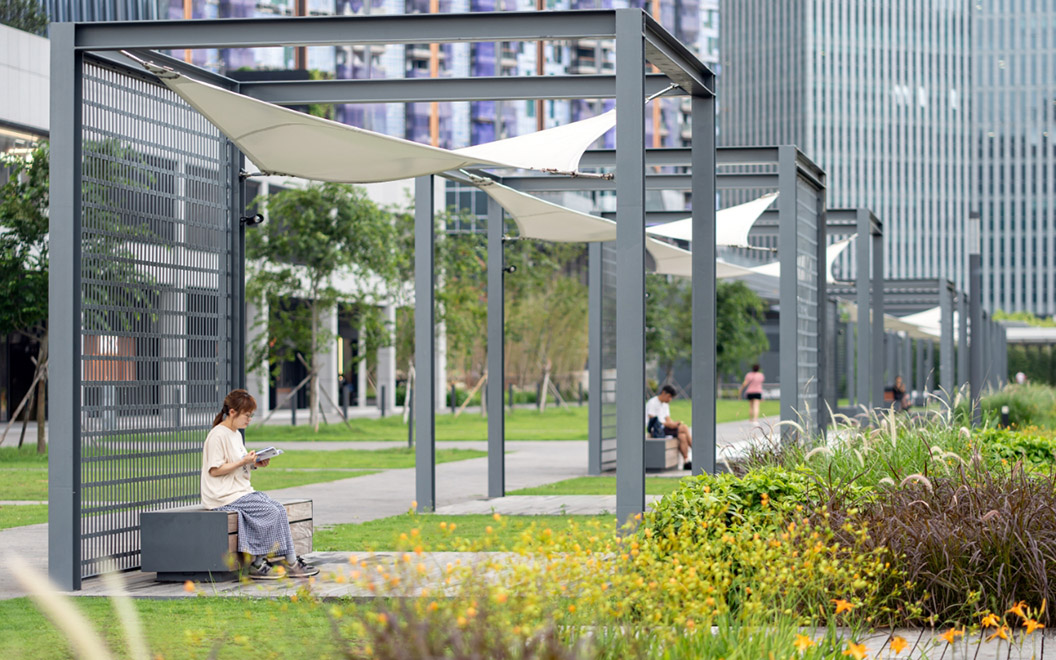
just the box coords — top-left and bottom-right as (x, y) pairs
(645, 192), (779, 247)
(843, 304), (942, 340)
(748, 234), (857, 284)
(470, 175), (758, 280)
(151, 69), (617, 183)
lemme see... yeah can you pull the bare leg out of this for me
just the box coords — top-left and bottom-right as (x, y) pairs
(678, 423), (692, 461)
(750, 399), (761, 422)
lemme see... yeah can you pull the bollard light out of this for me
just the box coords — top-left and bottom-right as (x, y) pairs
(1000, 405), (1011, 428)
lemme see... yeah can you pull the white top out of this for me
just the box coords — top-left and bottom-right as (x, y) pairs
(645, 396), (670, 425)
(200, 424), (254, 509)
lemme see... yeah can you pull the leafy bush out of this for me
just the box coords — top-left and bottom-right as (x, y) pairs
(847, 461), (1056, 624)
(958, 384), (1056, 427)
(977, 426), (1056, 467)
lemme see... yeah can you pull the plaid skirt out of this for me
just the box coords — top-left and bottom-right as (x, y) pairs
(218, 491), (295, 558)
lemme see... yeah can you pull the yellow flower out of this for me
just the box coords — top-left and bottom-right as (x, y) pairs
(1023, 619), (1045, 635)
(889, 635), (908, 654)
(183, 580), (196, 593)
(980, 613), (1001, 628)
(1007, 601), (1028, 619)
(843, 641), (867, 659)
(987, 625), (1010, 642)
(939, 628), (963, 644)
(831, 598), (855, 614)
(793, 634), (815, 652)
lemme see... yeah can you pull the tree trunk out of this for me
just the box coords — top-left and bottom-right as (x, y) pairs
(309, 300), (320, 431)
(35, 334), (48, 453)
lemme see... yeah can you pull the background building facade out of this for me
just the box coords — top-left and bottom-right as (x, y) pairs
(719, 0), (974, 290)
(973, 1), (1056, 315)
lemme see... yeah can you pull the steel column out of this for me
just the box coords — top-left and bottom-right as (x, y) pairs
(414, 176), (435, 512)
(969, 254), (983, 425)
(487, 197), (505, 497)
(614, 9), (646, 524)
(691, 93), (716, 476)
(957, 293), (968, 392)
(855, 210), (871, 406)
(778, 147), (799, 428)
(846, 321), (856, 405)
(939, 285), (955, 398)
(815, 187), (829, 429)
(916, 336), (925, 405)
(48, 23), (83, 592)
(871, 231), (884, 409)
(925, 340), (935, 396)
(231, 147), (246, 391)
(903, 333), (912, 392)
(588, 242), (602, 476)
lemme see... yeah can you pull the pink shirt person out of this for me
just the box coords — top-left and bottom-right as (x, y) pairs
(743, 371), (764, 395)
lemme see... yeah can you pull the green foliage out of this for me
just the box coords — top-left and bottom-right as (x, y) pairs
(977, 426), (1056, 467)
(646, 277), (769, 381)
(247, 183), (401, 427)
(1007, 344), (1056, 386)
(961, 384), (1056, 427)
(993, 309), (1056, 327)
(0, 0), (47, 35)
(0, 141), (48, 339)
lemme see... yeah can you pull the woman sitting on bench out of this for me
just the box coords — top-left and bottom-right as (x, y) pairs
(200, 388), (318, 580)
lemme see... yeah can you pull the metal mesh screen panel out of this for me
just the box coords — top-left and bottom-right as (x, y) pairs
(795, 176), (820, 418)
(600, 242), (618, 472)
(78, 59), (234, 578)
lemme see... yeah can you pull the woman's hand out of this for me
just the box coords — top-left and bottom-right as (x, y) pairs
(256, 458), (270, 468)
(241, 451), (257, 466)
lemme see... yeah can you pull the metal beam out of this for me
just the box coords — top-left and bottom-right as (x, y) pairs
(487, 197), (505, 498)
(855, 208), (872, 408)
(778, 146), (799, 430)
(970, 253), (983, 425)
(414, 176), (435, 512)
(240, 73), (683, 105)
(498, 172), (773, 193)
(48, 22), (83, 592)
(872, 231), (884, 408)
(614, 9), (646, 525)
(580, 145), (780, 169)
(73, 10), (620, 50)
(642, 13), (713, 96)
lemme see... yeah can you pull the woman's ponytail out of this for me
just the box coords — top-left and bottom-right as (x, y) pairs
(212, 389), (257, 427)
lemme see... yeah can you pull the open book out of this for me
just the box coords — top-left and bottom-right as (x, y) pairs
(253, 446), (285, 462)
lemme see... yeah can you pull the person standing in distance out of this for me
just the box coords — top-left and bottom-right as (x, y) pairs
(739, 364), (765, 424)
(645, 384), (693, 470)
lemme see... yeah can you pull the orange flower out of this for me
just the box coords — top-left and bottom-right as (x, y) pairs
(980, 613), (1001, 628)
(1023, 619), (1045, 635)
(182, 580), (196, 593)
(889, 635), (908, 654)
(1007, 601), (1028, 619)
(843, 641), (867, 660)
(831, 598), (855, 614)
(794, 634), (815, 652)
(987, 625), (1010, 642)
(939, 628), (964, 644)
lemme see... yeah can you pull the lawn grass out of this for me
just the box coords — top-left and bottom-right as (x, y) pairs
(0, 596), (353, 660)
(0, 448), (484, 502)
(508, 476), (688, 496)
(0, 503), (48, 530)
(246, 398), (782, 443)
(315, 513), (617, 551)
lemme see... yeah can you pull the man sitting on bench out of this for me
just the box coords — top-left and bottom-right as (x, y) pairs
(646, 385), (693, 470)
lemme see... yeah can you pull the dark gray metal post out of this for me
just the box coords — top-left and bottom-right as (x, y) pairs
(487, 197), (505, 497)
(871, 231), (884, 409)
(414, 175), (435, 512)
(588, 241), (603, 476)
(691, 92), (716, 475)
(916, 336), (925, 404)
(615, 8), (646, 524)
(957, 292), (968, 393)
(969, 253), (983, 425)
(855, 210), (871, 407)
(815, 188), (829, 430)
(232, 147), (246, 391)
(925, 340), (935, 396)
(939, 284), (955, 399)
(48, 23), (82, 592)
(778, 146), (799, 428)
(846, 321), (856, 405)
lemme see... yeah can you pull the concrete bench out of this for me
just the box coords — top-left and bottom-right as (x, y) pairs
(645, 437), (680, 471)
(140, 498), (313, 582)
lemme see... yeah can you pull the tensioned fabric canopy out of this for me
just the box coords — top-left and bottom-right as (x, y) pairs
(749, 234), (857, 284)
(469, 176), (758, 279)
(146, 66), (617, 183)
(645, 192), (779, 247)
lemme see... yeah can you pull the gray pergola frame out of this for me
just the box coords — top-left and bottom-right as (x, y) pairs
(823, 209), (884, 412)
(51, 8), (717, 591)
